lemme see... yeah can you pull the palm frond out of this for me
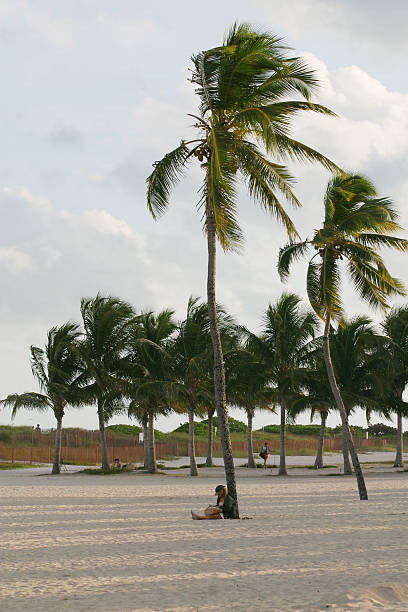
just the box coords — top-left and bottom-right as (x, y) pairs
(1, 392), (51, 418)
(270, 134), (340, 173)
(278, 240), (311, 280)
(146, 141), (191, 219)
(356, 233), (408, 252)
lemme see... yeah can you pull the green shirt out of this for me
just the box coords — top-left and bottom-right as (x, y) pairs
(217, 494), (238, 519)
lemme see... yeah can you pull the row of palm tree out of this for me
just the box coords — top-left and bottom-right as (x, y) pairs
(2, 291), (408, 486)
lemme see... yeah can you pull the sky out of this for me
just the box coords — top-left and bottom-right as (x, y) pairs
(1, 0), (408, 433)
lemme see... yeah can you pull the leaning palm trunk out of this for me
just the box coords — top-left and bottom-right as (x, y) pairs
(342, 429), (352, 474)
(52, 411), (63, 475)
(246, 409), (255, 468)
(279, 400), (287, 475)
(323, 316), (368, 500)
(97, 398), (110, 470)
(314, 411), (326, 469)
(394, 412), (404, 468)
(206, 205), (238, 514)
(206, 408), (215, 467)
(142, 411), (149, 469)
(147, 408), (157, 473)
(188, 402), (198, 476)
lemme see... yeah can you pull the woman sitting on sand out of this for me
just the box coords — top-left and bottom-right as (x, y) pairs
(191, 485), (238, 520)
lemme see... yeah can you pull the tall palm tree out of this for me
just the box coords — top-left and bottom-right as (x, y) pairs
(128, 310), (177, 473)
(245, 293), (318, 475)
(1, 323), (81, 474)
(279, 173), (408, 499)
(77, 295), (136, 471)
(146, 23), (338, 507)
(380, 307), (408, 467)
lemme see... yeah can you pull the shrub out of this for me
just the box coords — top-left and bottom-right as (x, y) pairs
(106, 423), (166, 439)
(368, 423), (398, 437)
(172, 416), (247, 436)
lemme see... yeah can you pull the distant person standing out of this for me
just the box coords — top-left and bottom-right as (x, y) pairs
(260, 442), (269, 469)
(35, 424), (41, 433)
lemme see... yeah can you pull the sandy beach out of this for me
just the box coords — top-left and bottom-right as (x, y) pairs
(1, 463), (408, 611)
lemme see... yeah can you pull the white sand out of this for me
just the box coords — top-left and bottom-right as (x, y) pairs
(1, 466), (408, 611)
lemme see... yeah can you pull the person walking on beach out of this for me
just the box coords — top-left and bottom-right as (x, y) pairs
(191, 485), (238, 520)
(260, 442), (269, 469)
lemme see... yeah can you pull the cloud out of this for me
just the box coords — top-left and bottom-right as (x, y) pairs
(47, 124), (82, 147)
(0, 247), (32, 272)
(0, 1), (77, 50)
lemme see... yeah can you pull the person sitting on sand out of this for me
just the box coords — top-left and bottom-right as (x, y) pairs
(191, 485), (238, 520)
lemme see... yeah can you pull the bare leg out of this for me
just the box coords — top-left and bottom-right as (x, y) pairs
(191, 510), (222, 520)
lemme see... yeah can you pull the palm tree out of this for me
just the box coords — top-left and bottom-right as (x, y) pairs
(146, 23), (338, 507)
(77, 295), (136, 471)
(245, 293), (318, 475)
(328, 316), (382, 473)
(170, 298), (213, 476)
(225, 345), (272, 468)
(1, 323), (81, 474)
(292, 351), (333, 469)
(128, 310), (177, 473)
(380, 307), (408, 467)
(205, 405), (216, 467)
(279, 173), (408, 499)
(127, 400), (150, 468)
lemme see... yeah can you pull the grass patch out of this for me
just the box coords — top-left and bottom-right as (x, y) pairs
(306, 464), (338, 469)
(78, 468), (116, 475)
(0, 462), (42, 470)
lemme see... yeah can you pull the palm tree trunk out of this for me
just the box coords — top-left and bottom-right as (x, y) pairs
(188, 402), (198, 476)
(247, 409), (255, 468)
(314, 411), (326, 469)
(342, 428), (352, 474)
(52, 410), (63, 474)
(279, 399), (287, 476)
(97, 398), (110, 471)
(142, 411), (149, 469)
(147, 408), (157, 473)
(206, 203), (238, 515)
(394, 411), (404, 467)
(323, 315), (368, 500)
(206, 408), (214, 467)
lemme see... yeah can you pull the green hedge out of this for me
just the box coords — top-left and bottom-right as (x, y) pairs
(172, 416), (248, 436)
(106, 423), (166, 439)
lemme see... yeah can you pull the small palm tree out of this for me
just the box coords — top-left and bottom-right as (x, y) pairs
(1, 323), (81, 474)
(146, 23), (338, 507)
(170, 298), (214, 476)
(225, 345), (273, 468)
(292, 351), (333, 469)
(380, 307), (408, 467)
(77, 295), (136, 471)
(279, 174), (408, 499)
(329, 316), (382, 473)
(128, 310), (177, 473)
(245, 293), (318, 475)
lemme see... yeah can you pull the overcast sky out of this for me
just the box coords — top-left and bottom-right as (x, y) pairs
(1, 0), (408, 433)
